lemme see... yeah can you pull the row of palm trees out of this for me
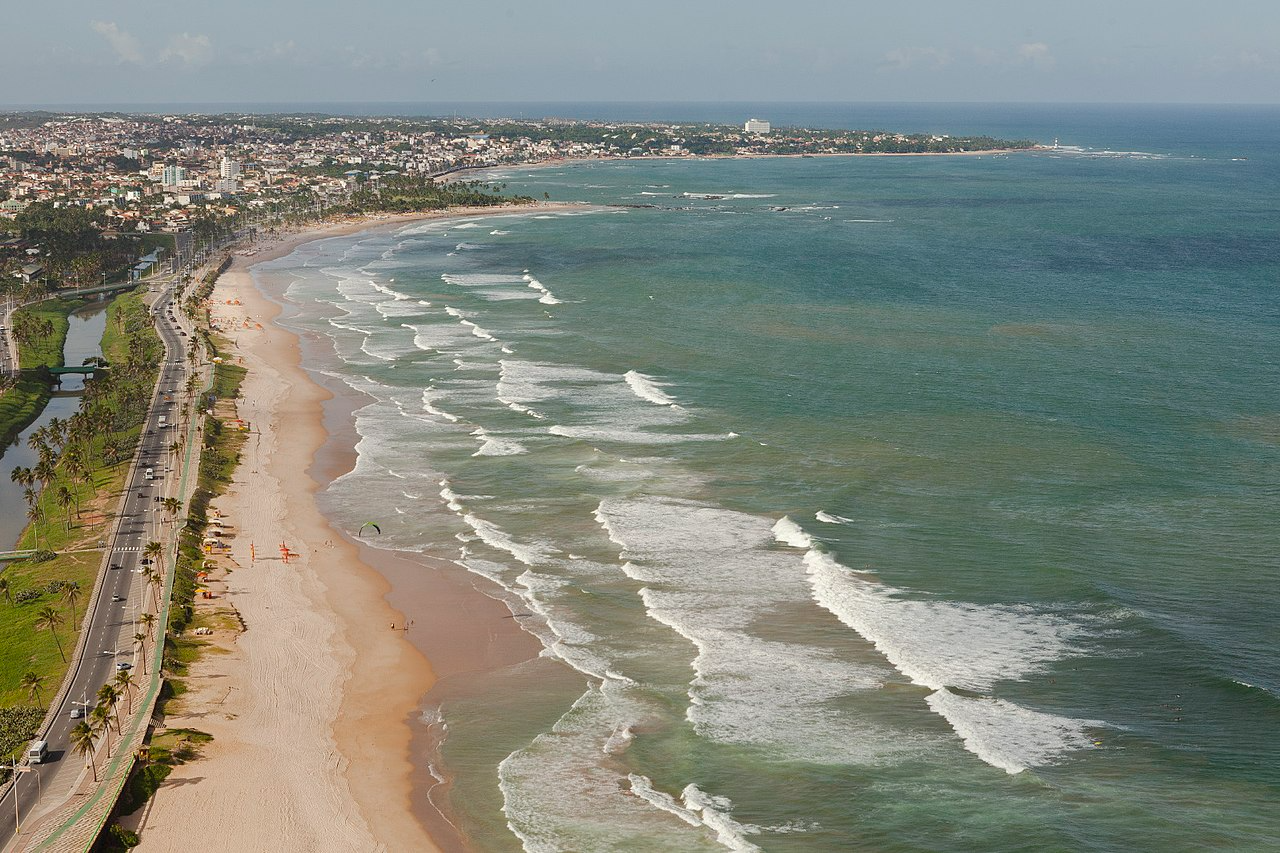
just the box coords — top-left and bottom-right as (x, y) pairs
(16, 578), (163, 783)
(66, 576), (164, 781)
(8, 292), (176, 549)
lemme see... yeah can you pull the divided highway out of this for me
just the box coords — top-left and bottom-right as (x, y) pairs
(1, 278), (193, 849)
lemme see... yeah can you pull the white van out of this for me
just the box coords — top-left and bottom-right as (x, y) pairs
(27, 740), (48, 764)
(145, 467), (154, 480)
(158, 415), (167, 427)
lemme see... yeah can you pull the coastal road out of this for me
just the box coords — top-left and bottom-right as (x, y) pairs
(0, 279), (191, 850)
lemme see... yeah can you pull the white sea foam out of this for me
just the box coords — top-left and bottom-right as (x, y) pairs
(439, 481), (464, 512)
(490, 229), (511, 235)
(369, 279), (412, 300)
(499, 688), (725, 852)
(681, 785), (763, 852)
(815, 511), (854, 524)
(925, 691), (1102, 774)
(462, 513), (551, 566)
(453, 221), (484, 229)
(522, 275), (563, 305)
(628, 775), (702, 827)
(444, 271), (546, 302)
(624, 370), (681, 407)
(798, 543), (1096, 773)
(471, 427), (527, 457)
(682, 192), (776, 200)
(459, 319), (499, 342)
(515, 570), (615, 680)
(770, 516), (813, 548)
(549, 425), (732, 445)
(597, 497), (898, 764)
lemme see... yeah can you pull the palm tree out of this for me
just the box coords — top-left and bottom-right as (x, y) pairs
(10, 465), (34, 490)
(26, 503), (42, 551)
(34, 457), (56, 492)
(147, 570), (164, 611)
(139, 611), (157, 640)
(163, 496), (182, 521)
(27, 428), (47, 453)
(56, 484), (76, 528)
(20, 671), (46, 709)
(144, 540), (164, 568)
(134, 631), (150, 675)
(62, 581), (82, 629)
(114, 670), (137, 716)
(89, 705), (113, 758)
(34, 605), (66, 661)
(97, 683), (121, 735)
(70, 721), (98, 782)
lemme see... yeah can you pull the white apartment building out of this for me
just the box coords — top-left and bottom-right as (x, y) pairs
(219, 156), (241, 179)
(744, 118), (771, 135)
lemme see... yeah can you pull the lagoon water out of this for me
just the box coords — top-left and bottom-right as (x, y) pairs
(257, 105), (1280, 851)
(0, 304), (107, 549)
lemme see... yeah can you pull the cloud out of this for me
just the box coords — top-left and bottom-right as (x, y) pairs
(878, 47), (951, 72)
(1016, 42), (1054, 69)
(161, 33), (214, 66)
(90, 21), (143, 65)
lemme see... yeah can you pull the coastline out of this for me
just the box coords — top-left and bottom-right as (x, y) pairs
(129, 204), (560, 851)
(452, 146), (1041, 178)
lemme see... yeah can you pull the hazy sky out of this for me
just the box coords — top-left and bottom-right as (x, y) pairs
(4, 0), (1279, 105)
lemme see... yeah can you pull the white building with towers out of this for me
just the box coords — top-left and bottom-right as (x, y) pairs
(744, 118), (771, 135)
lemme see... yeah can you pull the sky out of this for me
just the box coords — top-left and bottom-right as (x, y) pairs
(3, 0), (1279, 106)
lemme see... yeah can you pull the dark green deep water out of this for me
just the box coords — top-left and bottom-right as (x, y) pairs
(259, 107), (1280, 851)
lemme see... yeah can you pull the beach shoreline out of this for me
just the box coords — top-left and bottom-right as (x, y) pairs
(130, 203), (565, 852)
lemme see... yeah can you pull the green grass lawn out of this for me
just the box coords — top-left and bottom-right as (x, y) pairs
(0, 551), (100, 709)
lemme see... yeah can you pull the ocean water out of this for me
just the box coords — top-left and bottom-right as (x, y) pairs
(255, 106), (1280, 852)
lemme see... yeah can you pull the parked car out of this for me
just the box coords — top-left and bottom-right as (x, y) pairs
(116, 662), (133, 671)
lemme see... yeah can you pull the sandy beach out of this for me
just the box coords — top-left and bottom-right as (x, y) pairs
(128, 206), (554, 852)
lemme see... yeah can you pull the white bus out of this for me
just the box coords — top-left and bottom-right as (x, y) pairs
(27, 740), (48, 764)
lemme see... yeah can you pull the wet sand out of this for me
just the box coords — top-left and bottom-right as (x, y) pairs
(132, 207), (560, 851)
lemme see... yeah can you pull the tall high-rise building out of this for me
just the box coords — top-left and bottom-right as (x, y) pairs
(744, 118), (771, 135)
(220, 157), (241, 179)
(162, 164), (187, 186)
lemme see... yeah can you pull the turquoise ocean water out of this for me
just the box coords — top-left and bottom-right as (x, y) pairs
(255, 106), (1280, 851)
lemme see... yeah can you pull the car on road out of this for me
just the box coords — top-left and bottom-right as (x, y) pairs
(111, 594), (126, 602)
(116, 662), (132, 671)
(70, 707), (85, 719)
(110, 563), (122, 570)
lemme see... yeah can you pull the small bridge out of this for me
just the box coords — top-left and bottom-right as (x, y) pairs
(48, 364), (109, 377)
(0, 549), (37, 563)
